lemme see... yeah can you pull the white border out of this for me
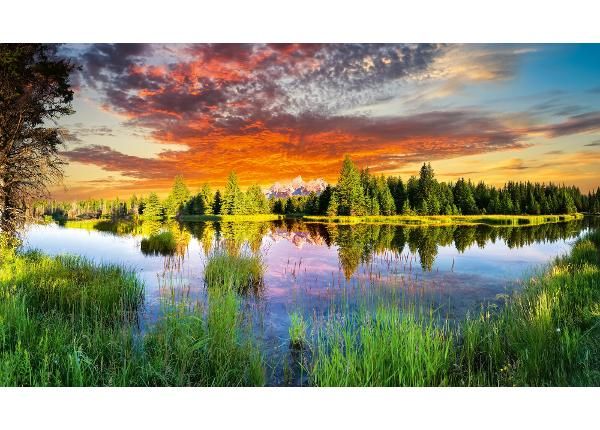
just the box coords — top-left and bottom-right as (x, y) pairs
(1, 0), (600, 42)
(1, 0), (599, 428)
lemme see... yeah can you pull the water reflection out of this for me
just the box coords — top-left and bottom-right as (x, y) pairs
(68, 216), (598, 279)
(183, 217), (595, 277)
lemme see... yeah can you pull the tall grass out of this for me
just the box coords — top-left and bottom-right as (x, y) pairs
(288, 311), (308, 349)
(0, 247), (265, 386)
(0, 250), (142, 386)
(311, 306), (454, 386)
(0, 251), (143, 322)
(142, 289), (265, 386)
(204, 250), (265, 294)
(306, 229), (600, 386)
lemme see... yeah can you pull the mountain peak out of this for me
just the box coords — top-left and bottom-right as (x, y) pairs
(266, 176), (328, 199)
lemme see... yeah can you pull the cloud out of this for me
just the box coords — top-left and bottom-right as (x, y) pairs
(62, 145), (167, 179)
(59, 44), (598, 192)
(584, 139), (600, 147)
(528, 112), (600, 137)
(61, 109), (528, 185)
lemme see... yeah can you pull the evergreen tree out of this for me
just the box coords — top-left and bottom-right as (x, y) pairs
(144, 193), (163, 219)
(318, 185), (333, 215)
(387, 176), (406, 215)
(335, 156), (367, 216)
(222, 171), (244, 215)
(212, 190), (223, 214)
(245, 185), (269, 214)
(164, 175), (190, 218)
(284, 197), (295, 214)
(272, 199), (284, 214)
(199, 183), (214, 215)
(376, 175), (396, 215)
(453, 178), (478, 215)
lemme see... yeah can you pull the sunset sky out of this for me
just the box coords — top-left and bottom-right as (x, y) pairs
(54, 43), (600, 199)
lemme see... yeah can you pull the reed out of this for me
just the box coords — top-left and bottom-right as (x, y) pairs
(306, 229), (600, 386)
(204, 250), (265, 294)
(141, 289), (265, 386)
(288, 311), (308, 349)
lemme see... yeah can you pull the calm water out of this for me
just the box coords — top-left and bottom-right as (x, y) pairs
(22, 217), (598, 384)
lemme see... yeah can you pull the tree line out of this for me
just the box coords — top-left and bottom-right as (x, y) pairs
(38, 155), (600, 222)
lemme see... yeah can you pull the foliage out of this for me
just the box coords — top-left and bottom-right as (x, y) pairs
(306, 229), (600, 386)
(204, 249), (265, 294)
(0, 44), (77, 236)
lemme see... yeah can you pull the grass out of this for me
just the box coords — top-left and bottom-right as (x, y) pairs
(0, 250), (143, 322)
(140, 231), (178, 256)
(204, 249), (265, 294)
(303, 213), (583, 227)
(142, 289), (265, 386)
(310, 306), (454, 386)
(304, 228), (600, 386)
(288, 312), (308, 349)
(180, 214), (284, 222)
(0, 246), (265, 386)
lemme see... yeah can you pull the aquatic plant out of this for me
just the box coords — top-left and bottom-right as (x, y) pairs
(310, 305), (454, 386)
(142, 289), (265, 386)
(306, 229), (600, 386)
(288, 311), (308, 349)
(0, 246), (265, 386)
(0, 251), (143, 322)
(204, 249), (264, 294)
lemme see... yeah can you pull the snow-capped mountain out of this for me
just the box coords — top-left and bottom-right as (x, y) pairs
(266, 176), (328, 199)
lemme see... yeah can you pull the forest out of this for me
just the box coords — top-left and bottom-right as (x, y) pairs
(36, 156), (600, 222)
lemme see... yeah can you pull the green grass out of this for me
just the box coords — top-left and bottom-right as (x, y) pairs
(140, 231), (178, 256)
(0, 247), (265, 386)
(180, 214), (284, 222)
(288, 312), (308, 349)
(0, 250), (143, 322)
(303, 213), (583, 227)
(305, 228), (600, 386)
(142, 289), (265, 386)
(310, 306), (454, 386)
(204, 250), (265, 294)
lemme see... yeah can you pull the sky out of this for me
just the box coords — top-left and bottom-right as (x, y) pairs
(53, 43), (600, 199)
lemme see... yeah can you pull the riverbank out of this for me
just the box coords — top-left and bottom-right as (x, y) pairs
(57, 213), (583, 229)
(303, 213), (584, 226)
(3, 222), (598, 386)
(0, 247), (264, 386)
(306, 228), (600, 386)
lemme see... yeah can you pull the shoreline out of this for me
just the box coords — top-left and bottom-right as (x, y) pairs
(54, 213), (586, 229)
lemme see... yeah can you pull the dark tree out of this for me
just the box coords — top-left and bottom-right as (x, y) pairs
(0, 44), (77, 239)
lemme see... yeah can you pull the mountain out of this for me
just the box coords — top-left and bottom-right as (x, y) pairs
(266, 176), (328, 199)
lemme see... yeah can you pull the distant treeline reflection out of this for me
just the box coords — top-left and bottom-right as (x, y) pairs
(63, 216), (598, 277)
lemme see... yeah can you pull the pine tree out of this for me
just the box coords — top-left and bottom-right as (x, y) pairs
(453, 178), (478, 215)
(245, 185), (269, 214)
(222, 171), (244, 215)
(212, 190), (223, 214)
(199, 183), (214, 215)
(164, 175), (190, 218)
(376, 175), (396, 215)
(144, 193), (162, 219)
(336, 155), (367, 216)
